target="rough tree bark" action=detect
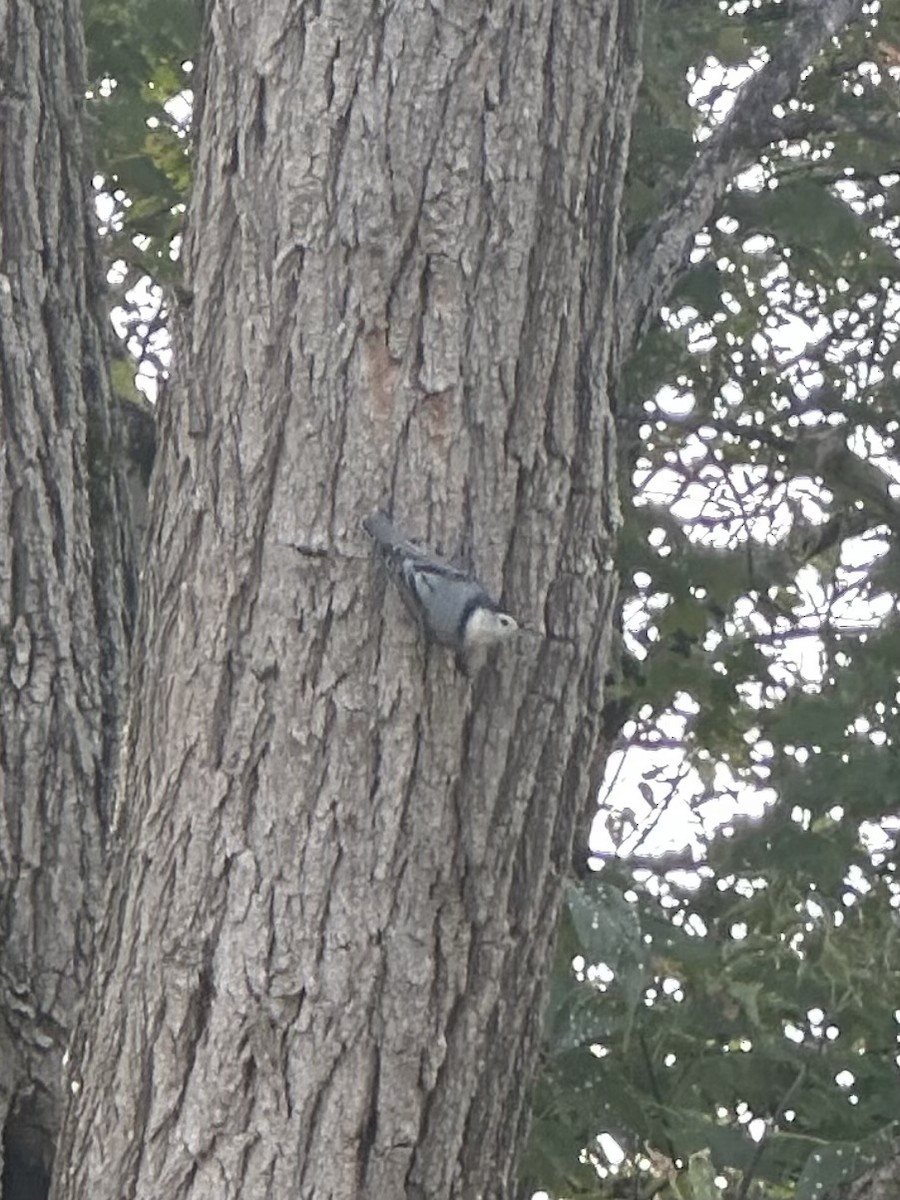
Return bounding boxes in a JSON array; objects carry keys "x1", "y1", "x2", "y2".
[
  {"x1": 50, "y1": 1, "x2": 640, "y2": 1197},
  {"x1": 0, "y1": 0, "x2": 132, "y2": 1192}
]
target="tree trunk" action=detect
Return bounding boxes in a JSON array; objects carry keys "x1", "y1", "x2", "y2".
[
  {"x1": 841, "y1": 1154, "x2": 900, "y2": 1200},
  {"x1": 0, "y1": 0, "x2": 132, "y2": 1191},
  {"x1": 52, "y1": 1, "x2": 641, "y2": 1197}
]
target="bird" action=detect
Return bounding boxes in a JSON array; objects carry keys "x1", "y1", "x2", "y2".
[{"x1": 362, "y1": 510, "x2": 518, "y2": 673}]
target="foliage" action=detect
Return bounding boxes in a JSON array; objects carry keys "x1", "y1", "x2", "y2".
[
  {"x1": 85, "y1": 0, "x2": 198, "y2": 386},
  {"x1": 525, "y1": 1, "x2": 900, "y2": 1197}
]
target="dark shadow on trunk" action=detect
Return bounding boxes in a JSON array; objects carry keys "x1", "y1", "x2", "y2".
[{"x1": 3, "y1": 1095, "x2": 52, "y2": 1200}]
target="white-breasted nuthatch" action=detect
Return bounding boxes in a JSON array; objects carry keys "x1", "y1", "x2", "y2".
[{"x1": 363, "y1": 511, "x2": 518, "y2": 673}]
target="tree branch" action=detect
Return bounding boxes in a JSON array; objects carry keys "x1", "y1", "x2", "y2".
[
  {"x1": 620, "y1": 0, "x2": 867, "y2": 361},
  {"x1": 791, "y1": 426, "x2": 900, "y2": 536}
]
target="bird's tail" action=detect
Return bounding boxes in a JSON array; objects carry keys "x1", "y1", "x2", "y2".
[
  {"x1": 362, "y1": 510, "x2": 400, "y2": 550},
  {"x1": 362, "y1": 511, "x2": 421, "y2": 580}
]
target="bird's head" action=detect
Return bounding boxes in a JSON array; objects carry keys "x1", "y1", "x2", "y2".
[{"x1": 465, "y1": 605, "x2": 519, "y2": 647}]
